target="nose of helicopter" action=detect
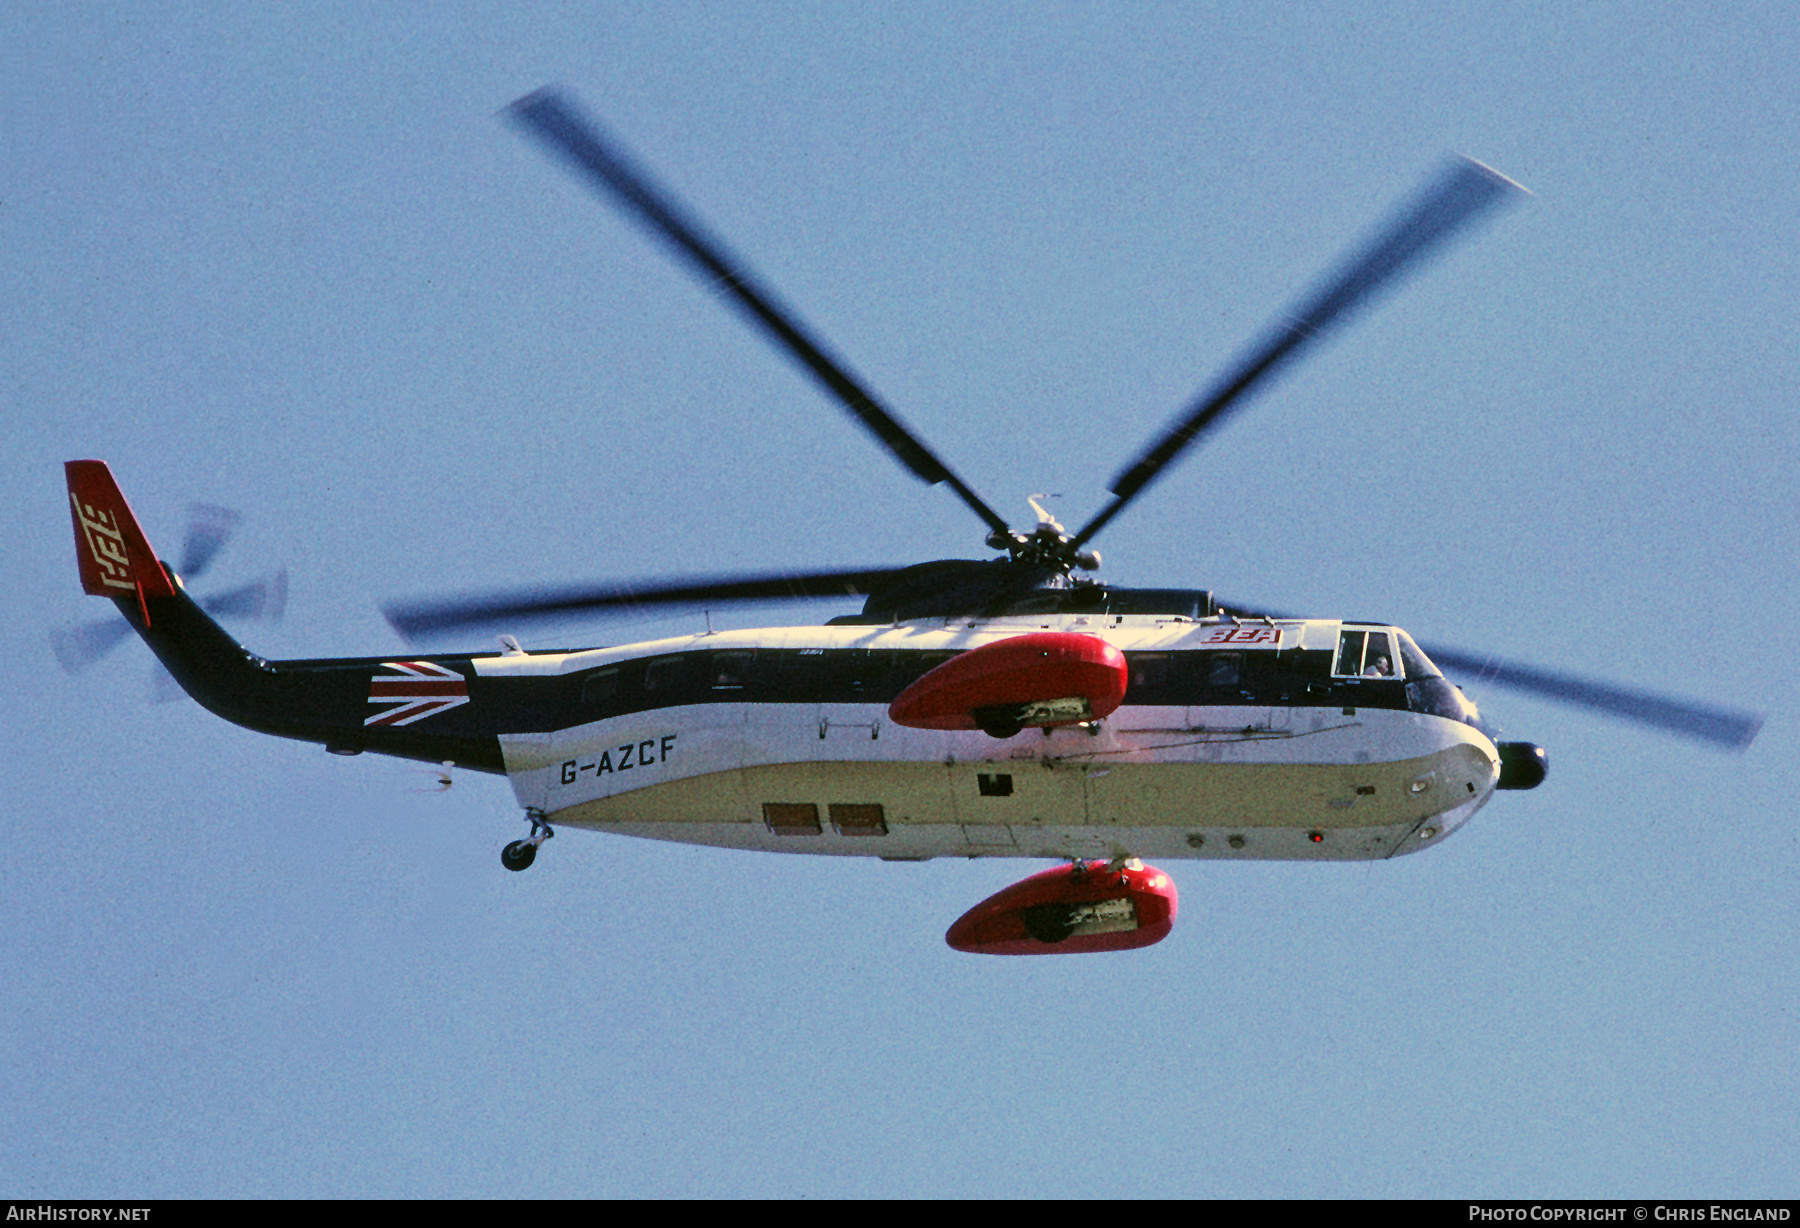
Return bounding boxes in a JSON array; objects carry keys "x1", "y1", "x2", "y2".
[{"x1": 1497, "y1": 741, "x2": 1549, "y2": 790}]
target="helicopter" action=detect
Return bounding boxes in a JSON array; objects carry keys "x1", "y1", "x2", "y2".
[{"x1": 64, "y1": 87, "x2": 1763, "y2": 955}]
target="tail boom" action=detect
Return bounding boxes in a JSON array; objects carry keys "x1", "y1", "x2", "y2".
[{"x1": 63, "y1": 460, "x2": 507, "y2": 773}]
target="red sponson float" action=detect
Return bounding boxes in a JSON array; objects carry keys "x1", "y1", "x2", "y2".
[
  {"x1": 887, "y1": 631, "x2": 1128, "y2": 734},
  {"x1": 945, "y1": 860, "x2": 1179, "y2": 955}
]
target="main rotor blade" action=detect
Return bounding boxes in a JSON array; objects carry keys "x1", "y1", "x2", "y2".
[
  {"x1": 508, "y1": 88, "x2": 1010, "y2": 537},
  {"x1": 385, "y1": 566, "x2": 909, "y2": 641},
  {"x1": 1215, "y1": 597, "x2": 1761, "y2": 750},
  {"x1": 1073, "y1": 158, "x2": 1527, "y2": 549},
  {"x1": 1418, "y1": 644, "x2": 1764, "y2": 751}
]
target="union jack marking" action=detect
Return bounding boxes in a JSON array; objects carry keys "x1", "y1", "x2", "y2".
[{"x1": 366, "y1": 660, "x2": 471, "y2": 727}]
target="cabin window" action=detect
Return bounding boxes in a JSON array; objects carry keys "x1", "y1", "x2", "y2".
[
  {"x1": 644, "y1": 655, "x2": 692, "y2": 694},
  {"x1": 709, "y1": 650, "x2": 754, "y2": 689},
  {"x1": 581, "y1": 667, "x2": 622, "y2": 706},
  {"x1": 808, "y1": 648, "x2": 895, "y2": 700},
  {"x1": 828, "y1": 804, "x2": 887, "y2": 836},
  {"x1": 903, "y1": 651, "x2": 960, "y2": 683},
  {"x1": 1129, "y1": 653, "x2": 1171, "y2": 692},
  {"x1": 1206, "y1": 652, "x2": 1242, "y2": 687},
  {"x1": 846, "y1": 650, "x2": 891, "y2": 694},
  {"x1": 763, "y1": 803, "x2": 821, "y2": 835}
]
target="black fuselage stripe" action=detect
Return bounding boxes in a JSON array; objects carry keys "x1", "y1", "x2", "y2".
[{"x1": 127, "y1": 591, "x2": 1473, "y2": 771}]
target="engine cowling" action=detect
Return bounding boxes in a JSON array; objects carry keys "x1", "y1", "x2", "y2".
[
  {"x1": 887, "y1": 631, "x2": 1129, "y2": 738},
  {"x1": 945, "y1": 860, "x2": 1179, "y2": 955}
]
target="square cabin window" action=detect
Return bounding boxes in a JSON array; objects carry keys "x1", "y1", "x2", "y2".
[
  {"x1": 762, "y1": 803, "x2": 821, "y2": 836},
  {"x1": 1129, "y1": 653, "x2": 1171, "y2": 691},
  {"x1": 644, "y1": 656, "x2": 691, "y2": 693},
  {"x1": 710, "y1": 650, "x2": 754, "y2": 689},
  {"x1": 581, "y1": 668, "x2": 621, "y2": 706}
]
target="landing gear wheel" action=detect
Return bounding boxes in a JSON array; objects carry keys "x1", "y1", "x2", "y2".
[
  {"x1": 501, "y1": 809, "x2": 554, "y2": 872},
  {"x1": 972, "y1": 704, "x2": 1027, "y2": 740}
]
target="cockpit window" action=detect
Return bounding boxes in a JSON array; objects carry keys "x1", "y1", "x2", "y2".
[
  {"x1": 1363, "y1": 632, "x2": 1395, "y2": 677},
  {"x1": 1334, "y1": 629, "x2": 1397, "y2": 678},
  {"x1": 1395, "y1": 630, "x2": 1440, "y2": 680}
]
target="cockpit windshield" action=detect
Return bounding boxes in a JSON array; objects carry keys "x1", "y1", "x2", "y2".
[
  {"x1": 1332, "y1": 626, "x2": 1443, "y2": 680},
  {"x1": 1394, "y1": 629, "x2": 1441, "y2": 680}
]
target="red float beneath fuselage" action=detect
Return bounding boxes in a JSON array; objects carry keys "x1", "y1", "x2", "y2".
[
  {"x1": 945, "y1": 859, "x2": 1180, "y2": 955},
  {"x1": 886, "y1": 631, "x2": 1129, "y2": 733}
]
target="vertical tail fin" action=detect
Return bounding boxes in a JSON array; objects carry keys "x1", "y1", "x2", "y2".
[{"x1": 65, "y1": 460, "x2": 179, "y2": 622}]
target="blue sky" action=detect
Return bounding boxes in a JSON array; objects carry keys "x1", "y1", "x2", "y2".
[{"x1": 3, "y1": 3, "x2": 1794, "y2": 1197}]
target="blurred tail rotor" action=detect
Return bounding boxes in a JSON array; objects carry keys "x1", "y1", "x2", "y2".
[{"x1": 52, "y1": 500, "x2": 288, "y2": 699}]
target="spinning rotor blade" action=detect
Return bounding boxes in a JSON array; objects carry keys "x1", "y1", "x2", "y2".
[
  {"x1": 55, "y1": 501, "x2": 280, "y2": 677},
  {"x1": 178, "y1": 503, "x2": 240, "y2": 580},
  {"x1": 1416, "y1": 645, "x2": 1764, "y2": 751},
  {"x1": 1216, "y1": 598, "x2": 1761, "y2": 750},
  {"x1": 509, "y1": 88, "x2": 1011, "y2": 537},
  {"x1": 1073, "y1": 158, "x2": 1526, "y2": 549},
  {"x1": 149, "y1": 663, "x2": 187, "y2": 705},
  {"x1": 199, "y1": 570, "x2": 288, "y2": 622},
  {"x1": 385, "y1": 566, "x2": 910, "y2": 641},
  {"x1": 50, "y1": 618, "x2": 133, "y2": 674}
]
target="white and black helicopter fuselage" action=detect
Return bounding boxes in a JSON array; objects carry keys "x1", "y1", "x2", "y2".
[
  {"x1": 483, "y1": 612, "x2": 1514, "y2": 865},
  {"x1": 73, "y1": 490, "x2": 1533, "y2": 880}
]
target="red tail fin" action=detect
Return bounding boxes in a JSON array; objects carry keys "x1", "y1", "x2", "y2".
[{"x1": 65, "y1": 461, "x2": 178, "y2": 622}]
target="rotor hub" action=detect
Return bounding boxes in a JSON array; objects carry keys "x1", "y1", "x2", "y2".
[{"x1": 986, "y1": 498, "x2": 1103, "y2": 573}]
